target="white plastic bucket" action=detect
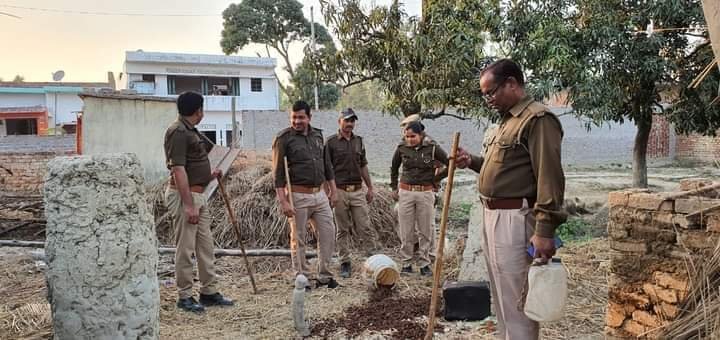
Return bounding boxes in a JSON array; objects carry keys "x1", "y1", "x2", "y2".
[
  {"x1": 363, "y1": 254, "x2": 400, "y2": 288},
  {"x1": 523, "y1": 259, "x2": 568, "y2": 322}
]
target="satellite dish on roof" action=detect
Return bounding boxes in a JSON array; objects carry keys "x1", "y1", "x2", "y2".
[{"x1": 52, "y1": 70, "x2": 65, "y2": 82}]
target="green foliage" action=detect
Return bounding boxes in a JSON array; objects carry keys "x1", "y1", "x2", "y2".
[
  {"x1": 556, "y1": 218, "x2": 593, "y2": 242},
  {"x1": 320, "y1": 0, "x2": 493, "y2": 117},
  {"x1": 12, "y1": 75, "x2": 23, "y2": 83},
  {"x1": 479, "y1": 0, "x2": 717, "y2": 187},
  {"x1": 289, "y1": 57, "x2": 341, "y2": 109},
  {"x1": 221, "y1": 0, "x2": 336, "y2": 98}
]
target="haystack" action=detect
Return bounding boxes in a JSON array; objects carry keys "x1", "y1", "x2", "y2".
[{"x1": 148, "y1": 158, "x2": 400, "y2": 250}]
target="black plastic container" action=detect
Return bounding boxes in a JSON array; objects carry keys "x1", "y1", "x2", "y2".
[{"x1": 442, "y1": 280, "x2": 492, "y2": 321}]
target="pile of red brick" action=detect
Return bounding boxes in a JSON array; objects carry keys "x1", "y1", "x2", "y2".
[{"x1": 605, "y1": 179, "x2": 720, "y2": 338}]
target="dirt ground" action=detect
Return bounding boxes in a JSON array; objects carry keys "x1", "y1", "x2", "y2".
[{"x1": 0, "y1": 163, "x2": 717, "y2": 339}]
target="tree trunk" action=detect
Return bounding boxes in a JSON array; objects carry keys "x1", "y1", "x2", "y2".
[{"x1": 632, "y1": 117, "x2": 652, "y2": 188}]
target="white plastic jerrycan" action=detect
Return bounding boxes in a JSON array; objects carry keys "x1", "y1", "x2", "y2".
[{"x1": 523, "y1": 258, "x2": 568, "y2": 322}]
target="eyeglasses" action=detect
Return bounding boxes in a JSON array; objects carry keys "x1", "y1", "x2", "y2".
[{"x1": 482, "y1": 77, "x2": 508, "y2": 101}]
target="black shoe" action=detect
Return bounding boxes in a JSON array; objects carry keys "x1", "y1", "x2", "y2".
[
  {"x1": 177, "y1": 297, "x2": 205, "y2": 313},
  {"x1": 199, "y1": 293, "x2": 234, "y2": 307},
  {"x1": 401, "y1": 265, "x2": 413, "y2": 274},
  {"x1": 315, "y1": 278, "x2": 340, "y2": 289},
  {"x1": 340, "y1": 262, "x2": 351, "y2": 278},
  {"x1": 420, "y1": 265, "x2": 433, "y2": 276}
]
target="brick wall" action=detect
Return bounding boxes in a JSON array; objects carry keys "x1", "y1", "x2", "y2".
[
  {"x1": 606, "y1": 179, "x2": 720, "y2": 338},
  {"x1": 676, "y1": 134, "x2": 720, "y2": 163},
  {"x1": 647, "y1": 116, "x2": 670, "y2": 158},
  {"x1": 0, "y1": 151, "x2": 75, "y2": 193}
]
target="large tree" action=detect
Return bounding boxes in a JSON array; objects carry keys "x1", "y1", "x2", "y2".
[
  {"x1": 321, "y1": 0, "x2": 492, "y2": 117},
  {"x1": 221, "y1": 0, "x2": 335, "y2": 99},
  {"x1": 482, "y1": 0, "x2": 718, "y2": 187}
]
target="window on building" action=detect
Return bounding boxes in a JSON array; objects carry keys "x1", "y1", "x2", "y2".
[
  {"x1": 251, "y1": 78, "x2": 263, "y2": 92},
  {"x1": 225, "y1": 130, "x2": 242, "y2": 147},
  {"x1": 173, "y1": 76, "x2": 203, "y2": 94},
  {"x1": 142, "y1": 74, "x2": 156, "y2": 82},
  {"x1": 207, "y1": 77, "x2": 233, "y2": 96},
  {"x1": 201, "y1": 130, "x2": 217, "y2": 144},
  {"x1": 6, "y1": 119, "x2": 37, "y2": 135}
]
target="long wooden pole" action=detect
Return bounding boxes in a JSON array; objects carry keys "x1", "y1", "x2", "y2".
[
  {"x1": 283, "y1": 156, "x2": 300, "y2": 270},
  {"x1": 0, "y1": 240, "x2": 317, "y2": 257},
  {"x1": 217, "y1": 179, "x2": 258, "y2": 294},
  {"x1": 425, "y1": 132, "x2": 460, "y2": 340}
]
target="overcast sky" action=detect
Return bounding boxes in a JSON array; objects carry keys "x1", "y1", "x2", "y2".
[{"x1": 0, "y1": 0, "x2": 421, "y2": 82}]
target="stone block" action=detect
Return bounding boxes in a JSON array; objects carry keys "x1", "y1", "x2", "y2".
[
  {"x1": 653, "y1": 271, "x2": 688, "y2": 291},
  {"x1": 643, "y1": 283, "x2": 678, "y2": 304},
  {"x1": 607, "y1": 221, "x2": 629, "y2": 240},
  {"x1": 610, "y1": 240, "x2": 648, "y2": 254},
  {"x1": 678, "y1": 231, "x2": 720, "y2": 250},
  {"x1": 44, "y1": 154, "x2": 159, "y2": 340},
  {"x1": 708, "y1": 215, "x2": 720, "y2": 233},
  {"x1": 675, "y1": 198, "x2": 720, "y2": 214},
  {"x1": 609, "y1": 191, "x2": 630, "y2": 207},
  {"x1": 630, "y1": 225, "x2": 676, "y2": 243},
  {"x1": 606, "y1": 302, "x2": 627, "y2": 328},
  {"x1": 628, "y1": 193, "x2": 674, "y2": 211},
  {"x1": 622, "y1": 319, "x2": 647, "y2": 337},
  {"x1": 632, "y1": 310, "x2": 661, "y2": 328},
  {"x1": 653, "y1": 302, "x2": 679, "y2": 319}
]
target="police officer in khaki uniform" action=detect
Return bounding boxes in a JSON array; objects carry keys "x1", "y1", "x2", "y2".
[
  {"x1": 273, "y1": 100, "x2": 338, "y2": 288},
  {"x1": 325, "y1": 108, "x2": 381, "y2": 278},
  {"x1": 163, "y1": 91, "x2": 233, "y2": 313},
  {"x1": 390, "y1": 121, "x2": 449, "y2": 276},
  {"x1": 457, "y1": 59, "x2": 567, "y2": 340}
]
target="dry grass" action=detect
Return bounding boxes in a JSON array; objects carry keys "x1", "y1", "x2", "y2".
[
  {"x1": 542, "y1": 238, "x2": 610, "y2": 340},
  {"x1": 147, "y1": 155, "x2": 399, "y2": 250},
  {"x1": 0, "y1": 237, "x2": 610, "y2": 339}
]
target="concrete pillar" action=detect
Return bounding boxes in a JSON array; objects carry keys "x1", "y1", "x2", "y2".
[{"x1": 44, "y1": 153, "x2": 159, "y2": 340}]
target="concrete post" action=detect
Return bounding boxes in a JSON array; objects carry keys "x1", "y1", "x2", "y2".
[{"x1": 44, "y1": 153, "x2": 159, "y2": 340}]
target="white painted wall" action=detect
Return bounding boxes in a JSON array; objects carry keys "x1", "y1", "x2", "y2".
[
  {"x1": 197, "y1": 111, "x2": 242, "y2": 147},
  {"x1": 0, "y1": 93, "x2": 45, "y2": 107},
  {"x1": 81, "y1": 95, "x2": 177, "y2": 183},
  {"x1": 155, "y1": 75, "x2": 168, "y2": 95},
  {"x1": 238, "y1": 78, "x2": 278, "y2": 110},
  {"x1": 44, "y1": 93, "x2": 84, "y2": 125}
]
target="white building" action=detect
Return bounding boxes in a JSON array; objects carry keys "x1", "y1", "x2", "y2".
[
  {"x1": 121, "y1": 50, "x2": 280, "y2": 146},
  {"x1": 0, "y1": 81, "x2": 110, "y2": 136}
]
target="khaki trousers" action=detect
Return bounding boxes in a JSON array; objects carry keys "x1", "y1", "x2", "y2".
[
  {"x1": 165, "y1": 188, "x2": 218, "y2": 299},
  {"x1": 481, "y1": 199, "x2": 538, "y2": 340},
  {"x1": 334, "y1": 188, "x2": 381, "y2": 263},
  {"x1": 397, "y1": 189, "x2": 435, "y2": 268},
  {"x1": 291, "y1": 191, "x2": 336, "y2": 281}
]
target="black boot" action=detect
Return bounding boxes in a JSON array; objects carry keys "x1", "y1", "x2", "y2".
[
  {"x1": 199, "y1": 292, "x2": 234, "y2": 307},
  {"x1": 340, "y1": 262, "x2": 351, "y2": 278},
  {"x1": 177, "y1": 297, "x2": 205, "y2": 313},
  {"x1": 420, "y1": 265, "x2": 433, "y2": 277}
]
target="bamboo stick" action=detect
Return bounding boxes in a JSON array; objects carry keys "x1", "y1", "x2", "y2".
[
  {"x1": 284, "y1": 156, "x2": 300, "y2": 272},
  {"x1": 0, "y1": 239, "x2": 317, "y2": 257},
  {"x1": 218, "y1": 178, "x2": 258, "y2": 294},
  {"x1": 425, "y1": 132, "x2": 460, "y2": 340}
]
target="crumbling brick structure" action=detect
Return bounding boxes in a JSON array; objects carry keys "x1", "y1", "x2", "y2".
[{"x1": 606, "y1": 179, "x2": 720, "y2": 338}]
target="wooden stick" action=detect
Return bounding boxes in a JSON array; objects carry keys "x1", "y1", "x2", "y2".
[
  {"x1": 663, "y1": 182, "x2": 720, "y2": 200},
  {"x1": 0, "y1": 239, "x2": 317, "y2": 257},
  {"x1": 217, "y1": 178, "x2": 258, "y2": 294},
  {"x1": 283, "y1": 157, "x2": 300, "y2": 270},
  {"x1": 425, "y1": 132, "x2": 460, "y2": 340}
]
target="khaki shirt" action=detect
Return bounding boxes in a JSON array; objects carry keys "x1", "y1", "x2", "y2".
[
  {"x1": 272, "y1": 126, "x2": 335, "y2": 188},
  {"x1": 469, "y1": 96, "x2": 567, "y2": 238},
  {"x1": 325, "y1": 132, "x2": 368, "y2": 186},
  {"x1": 163, "y1": 117, "x2": 213, "y2": 187},
  {"x1": 390, "y1": 138, "x2": 449, "y2": 191}
]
